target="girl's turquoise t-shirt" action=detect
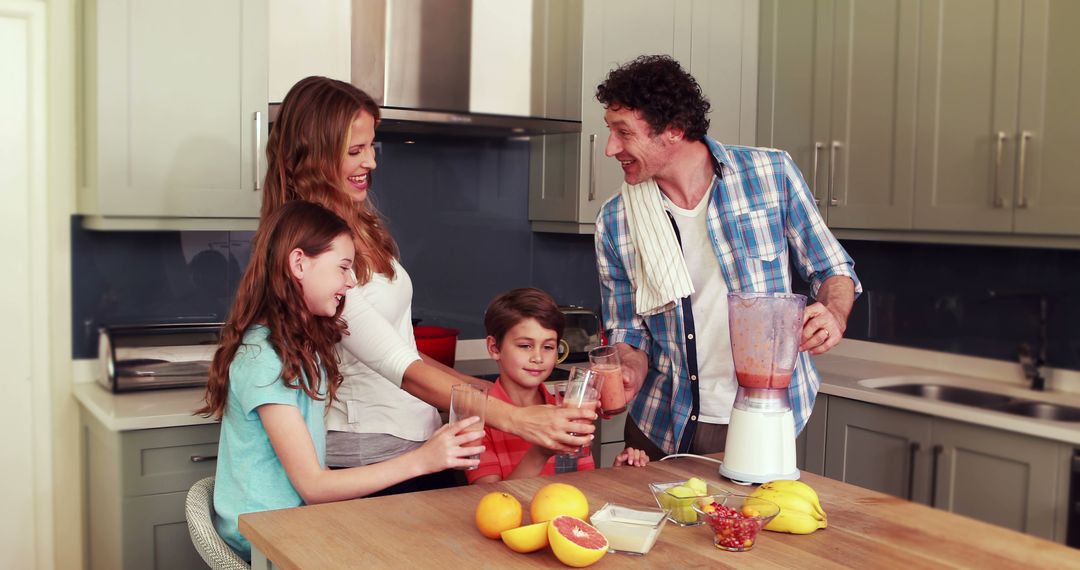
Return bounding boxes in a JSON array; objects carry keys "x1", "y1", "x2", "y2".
[{"x1": 211, "y1": 325, "x2": 326, "y2": 561}]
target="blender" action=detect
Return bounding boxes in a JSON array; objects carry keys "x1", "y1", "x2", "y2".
[{"x1": 719, "y1": 292, "x2": 807, "y2": 484}]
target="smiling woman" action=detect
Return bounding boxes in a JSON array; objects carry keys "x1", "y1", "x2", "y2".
[{"x1": 257, "y1": 76, "x2": 596, "y2": 497}]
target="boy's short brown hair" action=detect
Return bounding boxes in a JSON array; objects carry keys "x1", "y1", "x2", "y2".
[{"x1": 484, "y1": 288, "x2": 565, "y2": 346}]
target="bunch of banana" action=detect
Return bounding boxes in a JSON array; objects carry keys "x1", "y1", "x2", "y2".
[{"x1": 750, "y1": 480, "x2": 827, "y2": 535}]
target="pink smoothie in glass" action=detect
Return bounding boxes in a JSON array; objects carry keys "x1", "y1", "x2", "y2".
[{"x1": 593, "y1": 364, "x2": 627, "y2": 416}]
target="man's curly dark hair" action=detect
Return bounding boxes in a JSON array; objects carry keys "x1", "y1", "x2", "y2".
[{"x1": 596, "y1": 55, "x2": 711, "y2": 141}]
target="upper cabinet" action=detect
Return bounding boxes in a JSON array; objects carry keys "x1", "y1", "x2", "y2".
[
  {"x1": 761, "y1": 0, "x2": 1080, "y2": 241},
  {"x1": 758, "y1": 0, "x2": 919, "y2": 230},
  {"x1": 80, "y1": 0, "x2": 268, "y2": 228},
  {"x1": 914, "y1": 0, "x2": 1080, "y2": 236},
  {"x1": 529, "y1": 0, "x2": 759, "y2": 232}
]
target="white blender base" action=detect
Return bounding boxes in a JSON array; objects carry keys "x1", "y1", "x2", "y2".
[{"x1": 719, "y1": 407, "x2": 799, "y2": 484}]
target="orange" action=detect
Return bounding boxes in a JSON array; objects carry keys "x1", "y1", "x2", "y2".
[
  {"x1": 475, "y1": 491, "x2": 523, "y2": 539},
  {"x1": 500, "y1": 521, "x2": 549, "y2": 553},
  {"x1": 529, "y1": 483, "x2": 589, "y2": 523},
  {"x1": 548, "y1": 515, "x2": 608, "y2": 567}
]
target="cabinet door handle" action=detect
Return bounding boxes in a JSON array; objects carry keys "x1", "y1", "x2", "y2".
[
  {"x1": 811, "y1": 141, "x2": 824, "y2": 206},
  {"x1": 190, "y1": 455, "x2": 218, "y2": 463},
  {"x1": 929, "y1": 444, "x2": 943, "y2": 507},
  {"x1": 828, "y1": 141, "x2": 842, "y2": 206},
  {"x1": 253, "y1": 111, "x2": 264, "y2": 191},
  {"x1": 588, "y1": 134, "x2": 597, "y2": 201},
  {"x1": 1015, "y1": 131, "x2": 1033, "y2": 208},
  {"x1": 906, "y1": 441, "x2": 921, "y2": 501},
  {"x1": 993, "y1": 131, "x2": 1007, "y2": 208}
]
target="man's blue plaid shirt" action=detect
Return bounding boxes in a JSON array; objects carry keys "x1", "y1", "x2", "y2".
[{"x1": 594, "y1": 138, "x2": 862, "y2": 454}]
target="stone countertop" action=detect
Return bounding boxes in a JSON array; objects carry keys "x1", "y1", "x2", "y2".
[
  {"x1": 73, "y1": 341, "x2": 1080, "y2": 444},
  {"x1": 73, "y1": 381, "x2": 215, "y2": 431}
]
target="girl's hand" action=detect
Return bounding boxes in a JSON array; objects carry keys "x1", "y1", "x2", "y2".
[
  {"x1": 416, "y1": 416, "x2": 486, "y2": 473},
  {"x1": 613, "y1": 447, "x2": 650, "y2": 467},
  {"x1": 510, "y1": 405, "x2": 595, "y2": 454}
]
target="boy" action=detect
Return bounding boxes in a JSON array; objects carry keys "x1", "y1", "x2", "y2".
[{"x1": 467, "y1": 288, "x2": 649, "y2": 484}]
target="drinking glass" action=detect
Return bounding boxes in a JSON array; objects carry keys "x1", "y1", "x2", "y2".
[
  {"x1": 554, "y1": 367, "x2": 601, "y2": 459},
  {"x1": 449, "y1": 383, "x2": 490, "y2": 470},
  {"x1": 589, "y1": 345, "x2": 627, "y2": 417}
]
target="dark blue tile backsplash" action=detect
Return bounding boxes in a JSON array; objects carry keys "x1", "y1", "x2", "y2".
[
  {"x1": 71, "y1": 134, "x2": 1080, "y2": 373},
  {"x1": 814, "y1": 241, "x2": 1080, "y2": 372}
]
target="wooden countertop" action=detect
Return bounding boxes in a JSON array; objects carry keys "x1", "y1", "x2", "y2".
[{"x1": 239, "y1": 454, "x2": 1079, "y2": 568}]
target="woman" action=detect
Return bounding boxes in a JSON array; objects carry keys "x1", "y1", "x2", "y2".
[{"x1": 261, "y1": 76, "x2": 593, "y2": 491}]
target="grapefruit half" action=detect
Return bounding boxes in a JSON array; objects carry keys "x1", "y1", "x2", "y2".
[{"x1": 547, "y1": 515, "x2": 608, "y2": 567}]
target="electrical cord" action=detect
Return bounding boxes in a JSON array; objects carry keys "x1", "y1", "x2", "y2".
[
  {"x1": 659, "y1": 453, "x2": 723, "y2": 465},
  {"x1": 658, "y1": 453, "x2": 755, "y2": 485}
]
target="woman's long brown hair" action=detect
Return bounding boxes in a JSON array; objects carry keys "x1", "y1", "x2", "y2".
[
  {"x1": 197, "y1": 201, "x2": 352, "y2": 419},
  {"x1": 262, "y1": 75, "x2": 397, "y2": 284}
]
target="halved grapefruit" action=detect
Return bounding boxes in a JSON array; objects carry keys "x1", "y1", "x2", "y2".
[
  {"x1": 547, "y1": 515, "x2": 608, "y2": 567},
  {"x1": 500, "y1": 521, "x2": 549, "y2": 553}
]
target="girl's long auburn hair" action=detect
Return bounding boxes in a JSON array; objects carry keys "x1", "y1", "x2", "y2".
[
  {"x1": 197, "y1": 201, "x2": 352, "y2": 419},
  {"x1": 262, "y1": 75, "x2": 397, "y2": 284}
]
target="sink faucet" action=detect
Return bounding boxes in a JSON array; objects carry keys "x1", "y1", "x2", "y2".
[{"x1": 986, "y1": 290, "x2": 1048, "y2": 391}]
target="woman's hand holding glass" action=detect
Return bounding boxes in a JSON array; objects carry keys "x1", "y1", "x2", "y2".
[{"x1": 508, "y1": 402, "x2": 596, "y2": 454}]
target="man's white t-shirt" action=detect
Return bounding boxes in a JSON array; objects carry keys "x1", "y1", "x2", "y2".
[{"x1": 664, "y1": 183, "x2": 737, "y2": 424}]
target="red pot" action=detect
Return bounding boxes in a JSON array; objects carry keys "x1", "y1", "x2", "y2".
[{"x1": 413, "y1": 325, "x2": 460, "y2": 368}]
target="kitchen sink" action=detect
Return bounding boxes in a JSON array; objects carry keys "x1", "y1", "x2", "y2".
[
  {"x1": 994, "y1": 401, "x2": 1080, "y2": 422},
  {"x1": 870, "y1": 381, "x2": 1080, "y2": 422},
  {"x1": 876, "y1": 384, "x2": 1013, "y2": 408}
]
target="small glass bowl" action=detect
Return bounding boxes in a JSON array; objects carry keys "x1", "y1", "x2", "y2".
[
  {"x1": 589, "y1": 503, "x2": 669, "y2": 555},
  {"x1": 692, "y1": 494, "x2": 780, "y2": 552},
  {"x1": 648, "y1": 480, "x2": 728, "y2": 527}
]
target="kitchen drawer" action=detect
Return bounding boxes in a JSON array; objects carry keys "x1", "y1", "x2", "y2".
[{"x1": 120, "y1": 423, "x2": 220, "y2": 497}]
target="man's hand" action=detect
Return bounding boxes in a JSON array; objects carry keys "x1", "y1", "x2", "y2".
[
  {"x1": 615, "y1": 342, "x2": 648, "y2": 403},
  {"x1": 799, "y1": 276, "x2": 856, "y2": 355}
]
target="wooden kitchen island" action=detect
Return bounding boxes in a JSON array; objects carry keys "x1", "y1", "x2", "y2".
[{"x1": 240, "y1": 454, "x2": 1079, "y2": 568}]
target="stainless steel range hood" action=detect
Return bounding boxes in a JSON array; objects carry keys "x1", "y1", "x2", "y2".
[{"x1": 350, "y1": 0, "x2": 582, "y2": 137}]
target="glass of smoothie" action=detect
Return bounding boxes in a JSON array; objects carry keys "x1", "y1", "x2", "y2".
[
  {"x1": 554, "y1": 367, "x2": 601, "y2": 459},
  {"x1": 589, "y1": 345, "x2": 626, "y2": 417}
]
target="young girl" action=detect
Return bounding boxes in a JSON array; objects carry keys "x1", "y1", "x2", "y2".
[
  {"x1": 468, "y1": 288, "x2": 649, "y2": 484},
  {"x1": 261, "y1": 76, "x2": 595, "y2": 488},
  {"x1": 197, "y1": 201, "x2": 484, "y2": 561}
]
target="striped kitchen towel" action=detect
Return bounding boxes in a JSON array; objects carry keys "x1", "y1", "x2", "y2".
[{"x1": 622, "y1": 179, "x2": 695, "y2": 316}]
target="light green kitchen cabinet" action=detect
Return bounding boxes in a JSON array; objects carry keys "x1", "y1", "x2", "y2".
[
  {"x1": 796, "y1": 393, "x2": 829, "y2": 475},
  {"x1": 530, "y1": 0, "x2": 758, "y2": 232},
  {"x1": 913, "y1": 0, "x2": 1080, "y2": 236},
  {"x1": 824, "y1": 396, "x2": 933, "y2": 503},
  {"x1": 80, "y1": 0, "x2": 267, "y2": 226},
  {"x1": 83, "y1": 409, "x2": 219, "y2": 570},
  {"x1": 823, "y1": 396, "x2": 1070, "y2": 542},
  {"x1": 757, "y1": 0, "x2": 918, "y2": 230},
  {"x1": 931, "y1": 418, "x2": 1065, "y2": 539}
]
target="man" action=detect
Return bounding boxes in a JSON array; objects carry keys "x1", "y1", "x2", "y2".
[{"x1": 593, "y1": 55, "x2": 861, "y2": 460}]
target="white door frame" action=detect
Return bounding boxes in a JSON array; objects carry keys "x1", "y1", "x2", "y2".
[{"x1": 0, "y1": 1, "x2": 54, "y2": 568}]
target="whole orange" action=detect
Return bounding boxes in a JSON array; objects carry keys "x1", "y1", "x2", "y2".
[
  {"x1": 475, "y1": 491, "x2": 523, "y2": 539},
  {"x1": 530, "y1": 483, "x2": 589, "y2": 523}
]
